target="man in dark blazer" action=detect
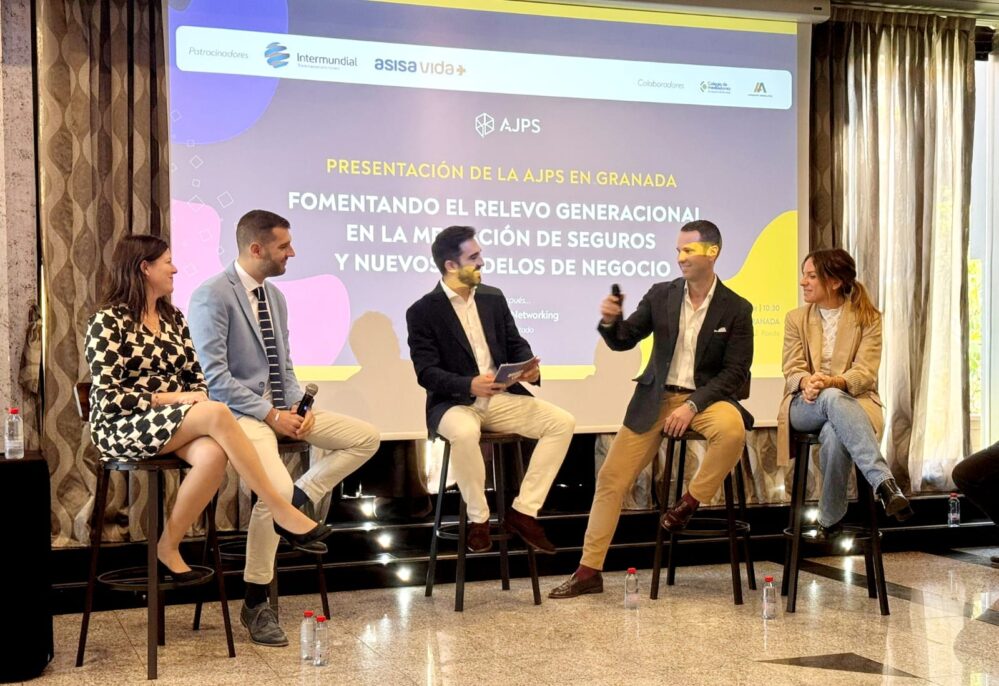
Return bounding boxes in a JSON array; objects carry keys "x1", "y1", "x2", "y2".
[
  {"x1": 407, "y1": 226, "x2": 575, "y2": 554},
  {"x1": 550, "y1": 220, "x2": 754, "y2": 598}
]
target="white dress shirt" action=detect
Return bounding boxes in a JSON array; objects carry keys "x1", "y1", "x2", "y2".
[
  {"x1": 235, "y1": 261, "x2": 273, "y2": 402},
  {"x1": 818, "y1": 305, "x2": 843, "y2": 376},
  {"x1": 441, "y1": 280, "x2": 495, "y2": 410},
  {"x1": 665, "y1": 276, "x2": 718, "y2": 391}
]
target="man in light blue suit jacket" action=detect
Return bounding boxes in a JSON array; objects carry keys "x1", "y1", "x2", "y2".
[{"x1": 188, "y1": 209, "x2": 379, "y2": 647}]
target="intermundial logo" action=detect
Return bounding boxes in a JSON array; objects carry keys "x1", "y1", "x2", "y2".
[
  {"x1": 475, "y1": 113, "x2": 495, "y2": 138},
  {"x1": 264, "y1": 42, "x2": 290, "y2": 69}
]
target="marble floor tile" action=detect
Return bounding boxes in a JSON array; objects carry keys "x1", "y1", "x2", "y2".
[{"x1": 28, "y1": 552, "x2": 999, "y2": 685}]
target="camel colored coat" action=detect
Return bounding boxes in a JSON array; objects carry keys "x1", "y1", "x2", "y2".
[{"x1": 777, "y1": 301, "x2": 884, "y2": 466}]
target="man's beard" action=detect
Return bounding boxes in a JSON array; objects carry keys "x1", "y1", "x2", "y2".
[{"x1": 457, "y1": 265, "x2": 481, "y2": 287}]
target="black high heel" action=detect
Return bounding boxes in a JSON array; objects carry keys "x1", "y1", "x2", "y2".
[
  {"x1": 156, "y1": 560, "x2": 206, "y2": 585},
  {"x1": 273, "y1": 521, "x2": 334, "y2": 554}
]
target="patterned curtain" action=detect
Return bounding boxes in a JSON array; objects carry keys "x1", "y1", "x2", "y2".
[
  {"x1": 810, "y1": 9, "x2": 975, "y2": 492},
  {"x1": 37, "y1": 0, "x2": 171, "y2": 546}
]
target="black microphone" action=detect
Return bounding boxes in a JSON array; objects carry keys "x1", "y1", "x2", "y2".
[
  {"x1": 296, "y1": 383, "x2": 318, "y2": 417},
  {"x1": 610, "y1": 283, "x2": 621, "y2": 299}
]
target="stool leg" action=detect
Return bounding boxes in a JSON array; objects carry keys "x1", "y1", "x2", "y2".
[
  {"x1": 786, "y1": 444, "x2": 809, "y2": 613},
  {"x1": 425, "y1": 443, "x2": 450, "y2": 598},
  {"x1": 650, "y1": 438, "x2": 674, "y2": 600},
  {"x1": 192, "y1": 515, "x2": 209, "y2": 631},
  {"x1": 861, "y1": 467, "x2": 890, "y2": 616},
  {"x1": 493, "y1": 444, "x2": 511, "y2": 591},
  {"x1": 736, "y1": 448, "x2": 756, "y2": 591},
  {"x1": 666, "y1": 441, "x2": 687, "y2": 587},
  {"x1": 512, "y1": 442, "x2": 541, "y2": 605},
  {"x1": 77, "y1": 466, "x2": 110, "y2": 667},
  {"x1": 316, "y1": 554, "x2": 331, "y2": 619},
  {"x1": 147, "y1": 471, "x2": 161, "y2": 680},
  {"x1": 207, "y1": 495, "x2": 235, "y2": 657},
  {"x1": 455, "y1": 499, "x2": 467, "y2": 612},
  {"x1": 724, "y1": 475, "x2": 743, "y2": 605},
  {"x1": 269, "y1": 573, "x2": 279, "y2": 619},
  {"x1": 156, "y1": 471, "x2": 166, "y2": 648}
]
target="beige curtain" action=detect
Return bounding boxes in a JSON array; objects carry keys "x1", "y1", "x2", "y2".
[
  {"x1": 811, "y1": 9, "x2": 974, "y2": 492},
  {"x1": 37, "y1": 0, "x2": 173, "y2": 546}
]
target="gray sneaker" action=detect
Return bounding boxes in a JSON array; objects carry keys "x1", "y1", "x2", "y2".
[{"x1": 240, "y1": 601, "x2": 289, "y2": 647}]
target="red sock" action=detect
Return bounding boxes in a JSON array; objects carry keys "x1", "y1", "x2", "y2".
[
  {"x1": 574, "y1": 564, "x2": 599, "y2": 580},
  {"x1": 681, "y1": 492, "x2": 700, "y2": 509}
]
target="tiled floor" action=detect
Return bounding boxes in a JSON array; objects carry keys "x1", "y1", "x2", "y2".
[{"x1": 28, "y1": 547, "x2": 999, "y2": 685}]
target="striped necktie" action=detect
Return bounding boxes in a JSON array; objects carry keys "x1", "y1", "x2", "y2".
[{"x1": 253, "y1": 286, "x2": 286, "y2": 408}]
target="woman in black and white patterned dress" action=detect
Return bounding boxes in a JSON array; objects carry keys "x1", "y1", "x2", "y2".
[{"x1": 86, "y1": 236, "x2": 332, "y2": 581}]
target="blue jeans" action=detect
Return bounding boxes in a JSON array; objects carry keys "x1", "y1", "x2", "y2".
[{"x1": 790, "y1": 389, "x2": 894, "y2": 527}]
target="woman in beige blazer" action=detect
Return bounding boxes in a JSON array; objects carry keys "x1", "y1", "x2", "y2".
[{"x1": 777, "y1": 249, "x2": 912, "y2": 540}]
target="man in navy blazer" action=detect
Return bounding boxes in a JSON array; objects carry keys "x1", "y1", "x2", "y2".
[
  {"x1": 550, "y1": 220, "x2": 754, "y2": 599},
  {"x1": 188, "y1": 210, "x2": 379, "y2": 647},
  {"x1": 406, "y1": 226, "x2": 575, "y2": 554}
]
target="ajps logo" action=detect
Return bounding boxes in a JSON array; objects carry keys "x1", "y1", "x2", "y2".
[
  {"x1": 475, "y1": 113, "x2": 495, "y2": 138},
  {"x1": 475, "y1": 112, "x2": 541, "y2": 138},
  {"x1": 753, "y1": 82, "x2": 767, "y2": 94},
  {"x1": 264, "y1": 42, "x2": 290, "y2": 69}
]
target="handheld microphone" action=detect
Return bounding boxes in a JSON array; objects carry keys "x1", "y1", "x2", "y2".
[
  {"x1": 296, "y1": 383, "x2": 319, "y2": 417},
  {"x1": 610, "y1": 283, "x2": 621, "y2": 299}
]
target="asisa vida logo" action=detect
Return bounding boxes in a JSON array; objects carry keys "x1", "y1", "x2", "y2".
[{"x1": 374, "y1": 58, "x2": 466, "y2": 76}]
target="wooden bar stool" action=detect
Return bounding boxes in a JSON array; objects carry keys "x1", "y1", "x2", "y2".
[
  {"x1": 425, "y1": 432, "x2": 542, "y2": 611},
  {"x1": 650, "y1": 430, "x2": 756, "y2": 605},
  {"x1": 781, "y1": 431, "x2": 889, "y2": 615},
  {"x1": 73, "y1": 383, "x2": 234, "y2": 680}
]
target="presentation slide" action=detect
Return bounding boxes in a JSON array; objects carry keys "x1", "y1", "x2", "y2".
[{"x1": 167, "y1": 0, "x2": 799, "y2": 437}]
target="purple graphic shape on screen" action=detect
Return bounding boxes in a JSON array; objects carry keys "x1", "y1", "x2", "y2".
[
  {"x1": 168, "y1": 0, "x2": 288, "y2": 144},
  {"x1": 170, "y1": 199, "x2": 351, "y2": 365}
]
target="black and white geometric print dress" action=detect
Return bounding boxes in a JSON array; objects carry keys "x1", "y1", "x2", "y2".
[{"x1": 85, "y1": 304, "x2": 208, "y2": 462}]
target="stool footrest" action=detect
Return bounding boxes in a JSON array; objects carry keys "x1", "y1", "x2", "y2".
[
  {"x1": 670, "y1": 517, "x2": 750, "y2": 537},
  {"x1": 436, "y1": 521, "x2": 513, "y2": 542},
  {"x1": 781, "y1": 524, "x2": 881, "y2": 543},
  {"x1": 97, "y1": 564, "x2": 214, "y2": 592}
]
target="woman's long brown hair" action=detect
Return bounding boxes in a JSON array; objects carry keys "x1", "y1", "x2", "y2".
[
  {"x1": 804, "y1": 248, "x2": 880, "y2": 328},
  {"x1": 100, "y1": 235, "x2": 179, "y2": 326}
]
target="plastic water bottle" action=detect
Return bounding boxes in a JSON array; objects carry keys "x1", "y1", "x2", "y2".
[
  {"x1": 762, "y1": 575, "x2": 777, "y2": 619},
  {"x1": 624, "y1": 567, "x2": 639, "y2": 609},
  {"x1": 300, "y1": 610, "x2": 315, "y2": 662},
  {"x1": 4, "y1": 408, "x2": 24, "y2": 459},
  {"x1": 313, "y1": 615, "x2": 328, "y2": 666},
  {"x1": 948, "y1": 493, "x2": 961, "y2": 527}
]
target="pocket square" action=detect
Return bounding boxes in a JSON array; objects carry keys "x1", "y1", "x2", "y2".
[{"x1": 714, "y1": 327, "x2": 728, "y2": 333}]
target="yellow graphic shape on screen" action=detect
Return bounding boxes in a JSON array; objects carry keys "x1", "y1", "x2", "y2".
[{"x1": 636, "y1": 210, "x2": 799, "y2": 379}]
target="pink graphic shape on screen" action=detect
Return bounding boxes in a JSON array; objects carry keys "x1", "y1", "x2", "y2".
[{"x1": 170, "y1": 199, "x2": 351, "y2": 365}]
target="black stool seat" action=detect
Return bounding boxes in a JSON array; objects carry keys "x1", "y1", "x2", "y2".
[
  {"x1": 781, "y1": 431, "x2": 890, "y2": 615},
  {"x1": 425, "y1": 431, "x2": 542, "y2": 611},
  {"x1": 650, "y1": 430, "x2": 756, "y2": 605},
  {"x1": 74, "y1": 382, "x2": 235, "y2": 680}
]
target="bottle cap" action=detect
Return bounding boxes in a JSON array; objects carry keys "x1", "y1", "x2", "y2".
[
  {"x1": 8, "y1": 408, "x2": 18, "y2": 415},
  {"x1": 764, "y1": 575, "x2": 774, "y2": 583},
  {"x1": 304, "y1": 610, "x2": 314, "y2": 618},
  {"x1": 627, "y1": 567, "x2": 637, "y2": 574},
  {"x1": 316, "y1": 616, "x2": 326, "y2": 623}
]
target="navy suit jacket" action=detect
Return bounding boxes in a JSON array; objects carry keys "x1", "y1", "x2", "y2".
[
  {"x1": 599, "y1": 277, "x2": 754, "y2": 433},
  {"x1": 406, "y1": 283, "x2": 536, "y2": 434}
]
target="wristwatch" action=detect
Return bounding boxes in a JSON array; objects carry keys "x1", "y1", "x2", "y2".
[{"x1": 684, "y1": 399, "x2": 699, "y2": 414}]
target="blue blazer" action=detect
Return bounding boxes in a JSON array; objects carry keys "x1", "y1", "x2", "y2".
[{"x1": 187, "y1": 262, "x2": 304, "y2": 420}]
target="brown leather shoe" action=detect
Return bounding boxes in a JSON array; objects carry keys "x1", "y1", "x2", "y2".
[
  {"x1": 504, "y1": 509, "x2": 556, "y2": 554},
  {"x1": 661, "y1": 498, "x2": 698, "y2": 532},
  {"x1": 548, "y1": 572, "x2": 604, "y2": 599},
  {"x1": 466, "y1": 521, "x2": 492, "y2": 553}
]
